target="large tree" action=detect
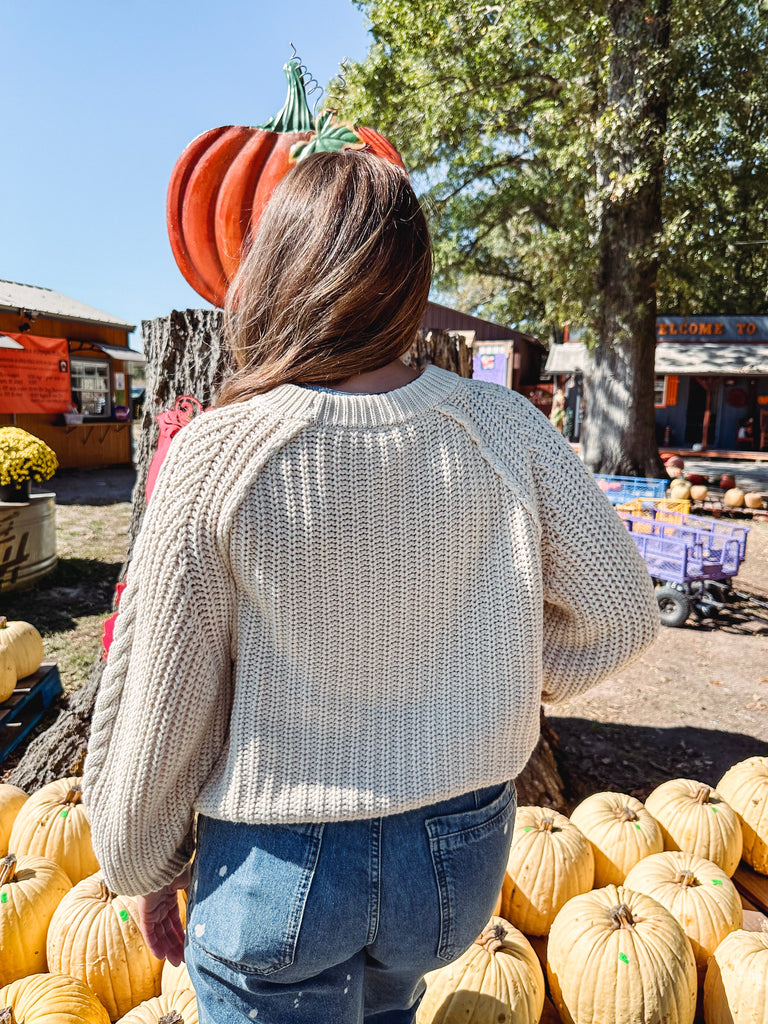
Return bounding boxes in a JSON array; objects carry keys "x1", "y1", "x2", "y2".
[{"x1": 339, "y1": 0, "x2": 768, "y2": 473}]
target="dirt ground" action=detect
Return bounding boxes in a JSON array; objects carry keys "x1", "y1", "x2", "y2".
[
  {"x1": 7, "y1": 464, "x2": 768, "y2": 801},
  {"x1": 549, "y1": 516, "x2": 768, "y2": 808}
]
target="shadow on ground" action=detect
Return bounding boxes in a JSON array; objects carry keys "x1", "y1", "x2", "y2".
[
  {"x1": 551, "y1": 716, "x2": 768, "y2": 809},
  {"x1": 679, "y1": 602, "x2": 768, "y2": 635},
  {"x1": 0, "y1": 557, "x2": 122, "y2": 630},
  {"x1": 33, "y1": 466, "x2": 137, "y2": 506}
]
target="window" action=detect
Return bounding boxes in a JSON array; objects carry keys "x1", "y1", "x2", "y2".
[
  {"x1": 655, "y1": 375, "x2": 679, "y2": 407},
  {"x1": 70, "y1": 358, "x2": 111, "y2": 418}
]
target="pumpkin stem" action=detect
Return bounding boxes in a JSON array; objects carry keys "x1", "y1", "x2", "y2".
[
  {"x1": 675, "y1": 869, "x2": 700, "y2": 887},
  {"x1": 158, "y1": 1014, "x2": 184, "y2": 1024},
  {"x1": 64, "y1": 783, "x2": 83, "y2": 805},
  {"x1": 616, "y1": 806, "x2": 639, "y2": 822},
  {"x1": 695, "y1": 785, "x2": 711, "y2": 804},
  {"x1": 610, "y1": 903, "x2": 636, "y2": 929},
  {"x1": 290, "y1": 111, "x2": 362, "y2": 163},
  {"x1": 98, "y1": 879, "x2": 116, "y2": 902},
  {"x1": 538, "y1": 816, "x2": 556, "y2": 832},
  {"x1": 0, "y1": 617, "x2": 6, "y2": 629},
  {"x1": 0, "y1": 854, "x2": 17, "y2": 887},
  {"x1": 0, "y1": 1008, "x2": 16, "y2": 1023},
  {"x1": 257, "y1": 60, "x2": 314, "y2": 133},
  {"x1": 474, "y1": 921, "x2": 507, "y2": 954}
]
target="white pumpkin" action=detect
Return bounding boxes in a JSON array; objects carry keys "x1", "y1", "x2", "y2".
[
  {"x1": 623, "y1": 850, "x2": 742, "y2": 981},
  {"x1": 717, "y1": 757, "x2": 768, "y2": 874},
  {"x1": 703, "y1": 927, "x2": 768, "y2": 1024},
  {"x1": 644, "y1": 778, "x2": 743, "y2": 876},
  {"x1": 547, "y1": 885, "x2": 697, "y2": 1024},
  {"x1": 417, "y1": 917, "x2": 545, "y2": 1024},
  {"x1": 569, "y1": 791, "x2": 663, "y2": 886},
  {"x1": 501, "y1": 805, "x2": 594, "y2": 936}
]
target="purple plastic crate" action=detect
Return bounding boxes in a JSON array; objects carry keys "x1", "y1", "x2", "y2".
[{"x1": 627, "y1": 505, "x2": 749, "y2": 563}]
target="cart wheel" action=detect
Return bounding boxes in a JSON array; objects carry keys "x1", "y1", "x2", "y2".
[{"x1": 656, "y1": 585, "x2": 690, "y2": 628}]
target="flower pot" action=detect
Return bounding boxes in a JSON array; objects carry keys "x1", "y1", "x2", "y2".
[{"x1": 0, "y1": 479, "x2": 30, "y2": 503}]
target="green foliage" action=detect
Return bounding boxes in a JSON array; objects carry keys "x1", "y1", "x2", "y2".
[{"x1": 336, "y1": 0, "x2": 768, "y2": 337}]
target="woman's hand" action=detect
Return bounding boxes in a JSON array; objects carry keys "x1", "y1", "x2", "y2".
[{"x1": 136, "y1": 863, "x2": 191, "y2": 966}]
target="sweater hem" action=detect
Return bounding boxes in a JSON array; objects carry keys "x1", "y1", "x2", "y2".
[{"x1": 192, "y1": 771, "x2": 530, "y2": 828}]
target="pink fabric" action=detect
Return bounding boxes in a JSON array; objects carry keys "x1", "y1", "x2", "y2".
[
  {"x1": 144, "y1": 396, "x2": 204, "y2": 503},
  {"x1": 102, "y1": 396, "x2": 206, "y2": 658}
]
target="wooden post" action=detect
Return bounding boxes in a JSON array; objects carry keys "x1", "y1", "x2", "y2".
[{"x1": 695, "y1": 376, "x2": 718, "y2": 449}]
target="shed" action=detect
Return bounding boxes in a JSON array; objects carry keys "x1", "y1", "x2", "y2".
[
  {"x1": 543, "y1": 317, "x2": 768, "y2": 452},
  {"x1": 422, "y1": 300, "x2": 546, "y2": 395},
  {"x1": 0, "y1": 280, "x2": 143, "y2": 469}
]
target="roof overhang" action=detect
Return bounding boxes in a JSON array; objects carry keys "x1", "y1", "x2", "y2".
[
  {"x1": 88, "y1": 342, "x2": 146, "y2": 364},
  {"x1": 544, "y1": 341, "x2": 768, "y2": 376}
]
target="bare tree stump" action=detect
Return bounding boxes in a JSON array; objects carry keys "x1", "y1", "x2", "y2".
[
  {"x1": 403, "y1": 328, "x2": 473, "y2": 378},
  {"x1": 127, "y1": 308, "x2": 233, "y2": 561},
  {"x1": 7, "y1": 313, "x2": 565, "y2": 813},
  {"x1": 515, "y1": 712, "x2": 567, "y2": 811}
]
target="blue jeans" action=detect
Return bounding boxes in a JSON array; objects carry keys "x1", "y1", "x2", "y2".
[{"x1": 185, "y1": 781, "x2": 516, "y2": 1023}]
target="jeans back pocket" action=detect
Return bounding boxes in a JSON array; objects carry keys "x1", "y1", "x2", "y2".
[
  {"x1": 425, "y1": 781, "x2": 516, "y2": 962},
  {"x1": 188, "y1": 816, "x2": 324, "y2": 976}
]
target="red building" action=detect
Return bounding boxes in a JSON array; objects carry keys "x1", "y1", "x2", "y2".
[{"x1": 0, "y1": 280, "x2": 144, "y2": 469}]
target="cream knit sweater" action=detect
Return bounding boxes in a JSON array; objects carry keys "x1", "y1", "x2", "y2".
[{"x1": 83, "y1": 365, "x2": 658, "y2": 896}]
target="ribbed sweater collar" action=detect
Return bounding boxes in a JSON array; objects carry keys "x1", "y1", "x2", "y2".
[{"x1": 256, "y1": 364, "x2": 461, "y2": 427}]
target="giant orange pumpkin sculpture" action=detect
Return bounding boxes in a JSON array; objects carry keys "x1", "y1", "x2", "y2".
[{"x1": 167, "y1": 59, "x2": 405, "y2": 308}]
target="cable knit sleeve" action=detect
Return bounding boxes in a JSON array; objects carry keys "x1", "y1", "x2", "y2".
[
  {"x1": 83, "y1": 423, "x2": 236, "y2": 896},
  {"x1": 530, "y1": 421, "x2": 660, "y2": 705}
]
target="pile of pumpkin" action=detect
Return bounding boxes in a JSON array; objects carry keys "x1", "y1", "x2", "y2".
[
  {"x1": 662, "y1": 457, "x2": 765, "y2": 510},
  {"x1": 1, "y1": 759, "x2": 767, "y2": 1024},
  {"x1": 0, "y1": 776, "x2": 196, "y2": 1023},
  {"x1": 417, "y1": 755, "x2": 768, "y2": 1024}
]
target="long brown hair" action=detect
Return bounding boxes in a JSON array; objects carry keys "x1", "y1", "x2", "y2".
[{"x1": 216, "y1": 149, "x2": 432, "y2": 404}]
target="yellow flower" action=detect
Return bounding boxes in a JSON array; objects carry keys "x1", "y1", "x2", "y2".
[{"x1": 0, "y1": 427, "x2": 59, "y2": 486}]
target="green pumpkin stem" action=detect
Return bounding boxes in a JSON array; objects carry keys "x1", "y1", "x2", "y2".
[
  {"x1": 0, "y1": 854, "x2": 17, "y2": 887},
  {"x1": 291, "y1": 111, "x2": 362, "y2": 162},
  {"x1": 258, "y1": 60, "x2": 315, "y2": 133}
]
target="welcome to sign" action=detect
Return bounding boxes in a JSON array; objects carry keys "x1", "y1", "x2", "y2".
[{"x1": 656, "y1": 316, "x2": 768, "y2": 342}]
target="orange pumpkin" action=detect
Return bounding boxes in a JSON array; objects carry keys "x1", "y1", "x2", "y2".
[{"x1": 167, "y1": 60, "x2": 405, "y2": 308}]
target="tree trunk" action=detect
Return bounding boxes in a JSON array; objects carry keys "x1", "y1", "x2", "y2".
[
  {"x1": 8, "y1": 315, "x2": 565, "y2": 810},
  {"x1": 127, "y1": 309, "x2": 234, "y2": 562},
  {"x1": 580, "y1": 0, "x2": 670, "y2": 478}
]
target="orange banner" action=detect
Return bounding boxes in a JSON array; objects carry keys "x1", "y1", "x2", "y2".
[{"x1": 0, "y1": 334, "x2": 72, "y2": 414}]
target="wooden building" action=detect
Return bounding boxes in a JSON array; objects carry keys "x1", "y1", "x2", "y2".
[
  {"x1": 544, "y1": 316, "x2": 768, "y2": 452},
  {"x1": 0, "y1": 280, "x2": 144, "y2": 469},
  {"x1": 423, "y1": 300, "x2": 546, "y2": 399}
]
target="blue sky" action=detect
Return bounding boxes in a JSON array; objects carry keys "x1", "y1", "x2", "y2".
[{"x1": 1, "y1": 1, "x2": 372, "y2": 348}]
